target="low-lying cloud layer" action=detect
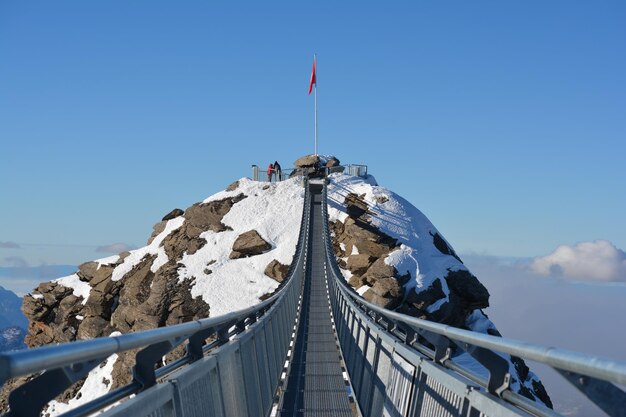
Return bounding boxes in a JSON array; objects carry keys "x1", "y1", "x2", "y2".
[
  {"x1": 95, "y1": 243, "x2": 135, "y2": 253},
  {"x1": 0, "y1": 241, "x2": 20, "y2": 249},
  {"x1": 531, "y1": 240, "x2": 626, "y2": 282},
  {"x1": 463, "y1": 253, "x2": 626, "y2": 417}
]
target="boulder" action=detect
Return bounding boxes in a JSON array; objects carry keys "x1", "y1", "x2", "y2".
[
  {"x1": 230, "y1": 230, "x2": 272, "y2": 259},
  {"x1": 294, "y1": 154, "x2": 320, "y2": 168},
  {"x1": 77, "y1": 316, "x2": 110, "y2": 340},
  {"x1": 147, "y1": 221, "x2": 167, "y2": 245},
  {"x1": 162, "y1": 208, "x2": 184, "y2": 221},
  {"x1": 354, "y1": 240, "x2": 393, "y2": 259},
  {"x1": 363, "y1": 278, "x2": 403, "y2": 309},
  {"x1": 444, "y1": 269, "x2": 489, "y2": 309},
  {"x1": 226, "y1": 181, "x2": 240, "y2": 192},
  {"x1": 346, "y1": 254, "x2": 375, "y2": 275},
  {"x1": 362, "y1": 258, "x2": 396, "y2": 285},
  {"x1": 264, "y1": 260, "x2": 290, "y2": 282},
  {"x1": 431, "y1": 231, "x2": 462, "y2": 263},
  {"x1": 326, "y1": 156, "x2": 341, "y2": 167},
  {"x1": 184, "y1": 193, "x2": 247, "y2": 235},
  {"x1": 161, "y1": 193, "x2": 248, "y2": 261},
  {"x1": 348, "y1": 275, "x2": 366, "y2": 288},
  {"x1": 78, "y1": 261, "x2": 99, "y2": 281},
  {"x1": 345, "y1": 193, "x2": 371, "y2": 220},
  {"x1": 405, "y1": 279, "x2": 446, "y2": 312}
]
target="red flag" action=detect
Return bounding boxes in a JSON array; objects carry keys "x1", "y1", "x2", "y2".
[{"x1": 308, "y1": 56, "x2": 316, "y2": 95}]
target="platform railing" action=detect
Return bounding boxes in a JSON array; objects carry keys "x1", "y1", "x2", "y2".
[
  {"x1": 320, "y1": 180, "x2": 626, "y2": 417},
  {"x1": 0, "y1": 178, "x2": 312, "y2": 417}
]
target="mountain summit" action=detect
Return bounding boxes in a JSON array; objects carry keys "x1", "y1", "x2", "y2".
[{"x1": 2, "y1": 157, "x2": 551, "y2": 413}]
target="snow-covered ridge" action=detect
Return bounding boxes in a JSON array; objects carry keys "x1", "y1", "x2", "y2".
[
  {"x1": 326, "y1": 172, "x2": 551, "y2": 407},
  {"x1": 42, "y1": 177, "x2": 305, "y2": 317},
  {"x1": 327, "y1": 173, "x2": 464, "y2": 296}
]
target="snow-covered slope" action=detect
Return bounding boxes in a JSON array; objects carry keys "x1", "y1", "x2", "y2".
[
  {"x1": 6, "y1": 168, "x2": 550, "y2": 412},
  {"x1": 13, "y1": 177, "x2": 305, "y2": 415},
  {"x1": 326, "y1": 172, "x2": 552, "y2": 407}
]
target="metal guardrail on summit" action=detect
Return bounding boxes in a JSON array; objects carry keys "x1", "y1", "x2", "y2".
[
  {"x1": 0, "y1": 178, "x2": 312, "y2": 417},
  {"x1": 320, "y1": 181, "x2": 626, "y2": 417}
]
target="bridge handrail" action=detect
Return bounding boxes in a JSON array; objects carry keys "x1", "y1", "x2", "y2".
[
  {"x1": 320, "y1": 180, "x2": 626, "y2": 417},
  {"x1": 0, "y1": 177, "x2": 312, "y2": 417}
]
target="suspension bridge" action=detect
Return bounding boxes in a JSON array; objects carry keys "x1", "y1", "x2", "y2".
[{"x1": 1, "y1": 175, "x2": 625, "y2": 417}]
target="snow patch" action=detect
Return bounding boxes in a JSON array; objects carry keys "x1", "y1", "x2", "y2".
[
  {"x1": 45, "y1": 352, "x2": 118, "y2": 416},
  {"x1": 327, "y1": 173, "x2": 465, "y2": 300},
  {"x1": 356, "y1": 285, "x2": 371, "y2": 296},
  {"x1": 95, "y1": 255, "x2": 120, "y2": 268},
  {"x1": 54, "y1": 274, "x2": 91, "y2": 305},
  {"x1": 111, "y1": 216, "x2": 185, "y2": 281},
  {"x1": 178, "y1": 177, "x2": 305, "y2": 317}
]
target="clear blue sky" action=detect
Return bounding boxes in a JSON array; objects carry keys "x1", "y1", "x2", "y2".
[{"x1": 1, "y1": 0, "x2": 625, "y2": 267}]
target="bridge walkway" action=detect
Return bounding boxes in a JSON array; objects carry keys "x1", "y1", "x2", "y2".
[{"x1": 279, "y1": 182, "x2": 354, "y2": 417}]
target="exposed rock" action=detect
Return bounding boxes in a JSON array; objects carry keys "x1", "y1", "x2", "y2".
[
  {"x1": 22, "y1": 282, "x2": 83, "y2": 347},
  {"x1": 226, "y1": 180, "x2": 240, "y2": 191},
  {"x1": 375, "y1": 195, "x2": 389, "y2": 204},
  {"x1": 147, "y1": 221, "x2": 167, "y2": 245},
  {"x1": 264, "y1": 260, "x2": 290, "y2": 282},
  {"x1": 345, "y1": 193, "x2": 372, "y2": 220},
  {"x1": 405, "y1": 279, "x2": 446, "y2": 312},
  {"x1": 362, "y1": 258, "x2": 396, "y2": 285},
  {"x1": 346, "y1": 254, "x2": 375, "y2": 275},
  {"x1": 444, "y1": 269, "x2": 489, "y2": 310},
  {"x1": 161, "y1": 193, "x2": 248, "y2": 261},
  {"x1": 77, "y1": 316, "x2": 110, "y2": 340},
  {"x1": 363, "y1": 278, "x2": 403, "y2": 309},
  {"x1": 431, "y1": 231, "x2": 463, "y2": 263},
  {"x1": 184, "y1": 193, "x2": 247, "y2": 235},
  {"x1": 162, "y1": 208, "x2": 184, "y2": 221},
  {"x1": 230, "y1": 230, "x2": 272, "y2": 259},
  {"x1": 294, "y1": 154, "x2": 319, "y2": 168},
  {"x1": 78, "y1": 261, "x2": 99, "y2": 281},
  {"x1": 326, "y1": 156, "x2": 340, "y2": 167},
  {"x1": 348, "y1": 275, "x2": 366, "y2": 288}
]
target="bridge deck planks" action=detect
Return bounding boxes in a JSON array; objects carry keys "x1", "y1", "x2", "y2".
[{"x1": 279, "y1": 183, "x2": 354, "y2": 417}]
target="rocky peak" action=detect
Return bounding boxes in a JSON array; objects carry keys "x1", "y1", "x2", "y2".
[
  {"x1": 326, "y1": 172, "x2": 551, "y2": 408},
  {"x1": 1, "y1": 177, "x2": 305, "y2": 414}
]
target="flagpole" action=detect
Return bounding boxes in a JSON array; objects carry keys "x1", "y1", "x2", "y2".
[{"x1": 314, "y1": 54, "x2": 318, "y2": 156}]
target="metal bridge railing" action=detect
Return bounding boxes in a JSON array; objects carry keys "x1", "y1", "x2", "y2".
[
  {"x1": 320, "y1": 181, "x2": 626, "y2": 417},
  {"x1": 0, "y1": 179, "x2": 312, "y2": 417}
]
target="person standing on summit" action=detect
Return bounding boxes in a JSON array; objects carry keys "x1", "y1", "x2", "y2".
[
  {"x1": 267, "y1": 163, "x2": 274, "y2": 182},
  {"x1": 274, "y1": 161, "x2": 282, "y2": 181}
]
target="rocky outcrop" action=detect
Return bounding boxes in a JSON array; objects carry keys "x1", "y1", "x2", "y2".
[
  {"x1": 22, "y1": 281, "x2": 83, "y2": 346},
  {"x1": 162, "y1": 208, "x2": 184, "y2": 221},
  {"x1": 162, "y1": 193, "x2": 248, "y2": 260},
  {"x1": 293, "y1": 154, "x2": 340, "y2": 169},
  {"x1": 330, "y1": 193, "x2": 401, "y2": 309},
  {"x1": 363, "y1": 278, "x2": 403, "y2": 309},
  {"x1": 226, "y1": 180, "x2": 240, "y2": 191},
  {"x1": 0, "y1": 191, "x2": 256, "y2": 414},
  {"x1": 264, "y1": 260, "x2": 290, "y2": 282},
  {"x1": 346, "y1": 254, "x2": 375, "y2": 275},
  {"x1": 328, "y1": 176, "x2": 552, "y2": 408},
  {"x1": 294, "y1": 154, "x2": 319, "y2": 168},
  {"x1": 230, "y1": 230, "x2": 272, "y2": 259}
]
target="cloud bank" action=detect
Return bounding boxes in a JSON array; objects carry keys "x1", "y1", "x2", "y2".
[
  {"x1": 463, "y1": 253, "x2": 626, "y2": 417},
  {"x1": 95, "y1": 243, "x2": 135, "y2": 253},
  {"x1": 531, "y1": 240, "x2": 626, "y2": 282},
  {"x1": 0, "y1": 241, "x2": 20, "y2": 249}
]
